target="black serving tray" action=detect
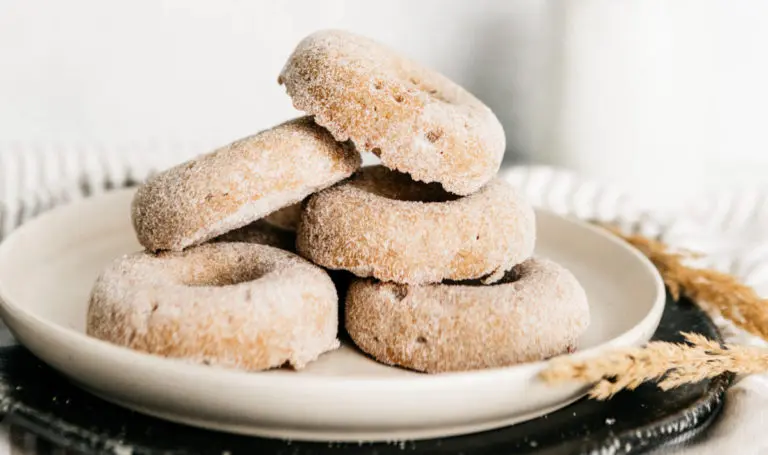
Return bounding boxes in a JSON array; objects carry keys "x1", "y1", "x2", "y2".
[{"x1": 0, "y1": 292, "x2": 731, "y2": 455}]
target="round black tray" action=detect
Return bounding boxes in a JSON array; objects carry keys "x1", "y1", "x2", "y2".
[{"x1": 0, "y1": 293, "x2": 731, "y2": 455}]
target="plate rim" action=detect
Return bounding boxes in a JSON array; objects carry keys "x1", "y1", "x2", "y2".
[{"x1": 0, "y1": 188, "x2": 666, "y2": 387}]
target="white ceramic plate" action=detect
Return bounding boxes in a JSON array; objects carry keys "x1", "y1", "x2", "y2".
[{"x1": 0, "y1": 189, "x2": 665, "y2": 442}]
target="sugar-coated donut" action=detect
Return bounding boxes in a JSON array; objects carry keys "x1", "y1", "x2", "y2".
[
  {"x1": 345, "y1": 258, "x2": 589, "y2": 373},
  {"x1": 212, "y1": 219, "x2": 296, "y2": 252},
  {"x1": 297, "y1": 166, "x2": 535, "y2": 284},
  {"x1": 132, "y1": 117, "x2": 361, "y2": 251},
  {"x1": 279, "y1": 30, "x2": 505, "y2": 196},
  {"x1": 87, "y1": 242, "x2": 339, "y2": 371}
]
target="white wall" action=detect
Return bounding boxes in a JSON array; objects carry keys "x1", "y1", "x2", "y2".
[
  {"x1": 1, "y1": 0, "x2": 767, "y2": 208},
  {"x1": 549, "y1": 1, "x2": 768, "y2": 205},
  {"x1": 0, "y1": 0, "x2": 553, "y2": 161}
]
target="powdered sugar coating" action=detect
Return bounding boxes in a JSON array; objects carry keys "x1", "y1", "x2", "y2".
[
  {"x1": 87, "y1": 242, "x2": 339, "y2": 371},
  {"x1": 279, "y1": 30, "x2": 505, "y2": 196},
  {"x1": 297, "y1": 166, "x2": 535, "y2": 284},
  {"x1": 131, "y1": 117, "x2": 361, "y2": 251},
  {"x1": 345, "y1": 257, "x2": 590, "y2": 373}
]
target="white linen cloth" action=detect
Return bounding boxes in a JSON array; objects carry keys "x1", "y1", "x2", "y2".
[
  {"x1": 504, "y1": 167, "x2": 768, "y2": 455},
  {"x1": 1, "y1": 149, "x2": 768, "y2": 454}
]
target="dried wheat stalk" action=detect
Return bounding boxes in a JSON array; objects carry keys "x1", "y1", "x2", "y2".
[
  {"x1": 608, "y1": 226, "x2": 768, "y2": 340},
  {"x1": 542, "y1": 332, "x2": 768, "y2": 400},
  {"x1": 539, "y1": 225, "x2": 768, "y2": 399}
]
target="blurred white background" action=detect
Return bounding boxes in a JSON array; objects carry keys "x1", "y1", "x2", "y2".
[{"x1": 1, "y1": 0, "x2": 767, "y2": 208}]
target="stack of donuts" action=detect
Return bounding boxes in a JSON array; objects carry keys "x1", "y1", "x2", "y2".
[{"x1": 87, "y1": 30, "x2": 589, "y2": 374}]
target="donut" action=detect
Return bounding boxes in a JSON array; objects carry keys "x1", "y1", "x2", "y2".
[
  {"x1": 345, "y1": 258, "x2": 590, "y2": 373},
  {"x1": 132, "y1": 117, "x2": 361, "y2": 251},
  {"x1": 86, "y1": 242, "x2": 339, "y2": 371},
  {"x1": 296, "y1": 165, "x2": 535, "y2": 284},
  {"x1": 212, "y1": 219, "x2": 296, "y2": 252},
  {"x1": 279, "y1": 29, "x2": 505, "y2": 196}
]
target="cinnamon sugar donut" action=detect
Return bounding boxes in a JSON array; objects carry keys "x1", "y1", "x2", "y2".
[
  {"x1": 86, "y1": 242, "x2": 339, "y2": 371},
  {"x1": 279, "y1": 30, "x2": 505, "y2": 196},
  {"x1": 297, "y1": 166, "x2": 535, "y2": 284},
  {"x1": 132, "y1": 117, "x2": 361, "y2": 251},
  {"x1": 345, "y1": 258, "x2": 590, "y2": 373}
]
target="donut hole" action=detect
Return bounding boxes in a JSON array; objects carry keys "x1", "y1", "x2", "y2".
[
  {"x1": 354, "y1": 166, "x2": 460, "y2": 203},
  {"x1": 179, "y1": 260, "x2": 269, "y2": 288},
  {"x1": 445, "y1": 266, "x2": 523, "y2": 287},
  {"x1": 368, "y1": 178, "x2": 456, "y2": 203},
  {"x1": 181, "y1": 270, "x2": 265, "y2": 287}
]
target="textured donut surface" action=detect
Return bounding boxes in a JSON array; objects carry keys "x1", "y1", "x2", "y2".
[
  {"x1": 279, "y1": 30, "x2": 505, "y2": 195},
  {"x1": 345, "y1": 258, "x2": 590, "y2": 373},
  {"x1": 297, "y1": 165, "x2": 535, "y2": 284},
  {"x1": 132, "y1": 117, "x2": 361, "y2": 251},
  {"x1": 87, "y1": 242, "x2": 339, "y2": 371}
]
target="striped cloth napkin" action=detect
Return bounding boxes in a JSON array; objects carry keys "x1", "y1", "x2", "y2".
[{"x1": 2, "y1": 148, "x2": 768, "y2": 454}]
